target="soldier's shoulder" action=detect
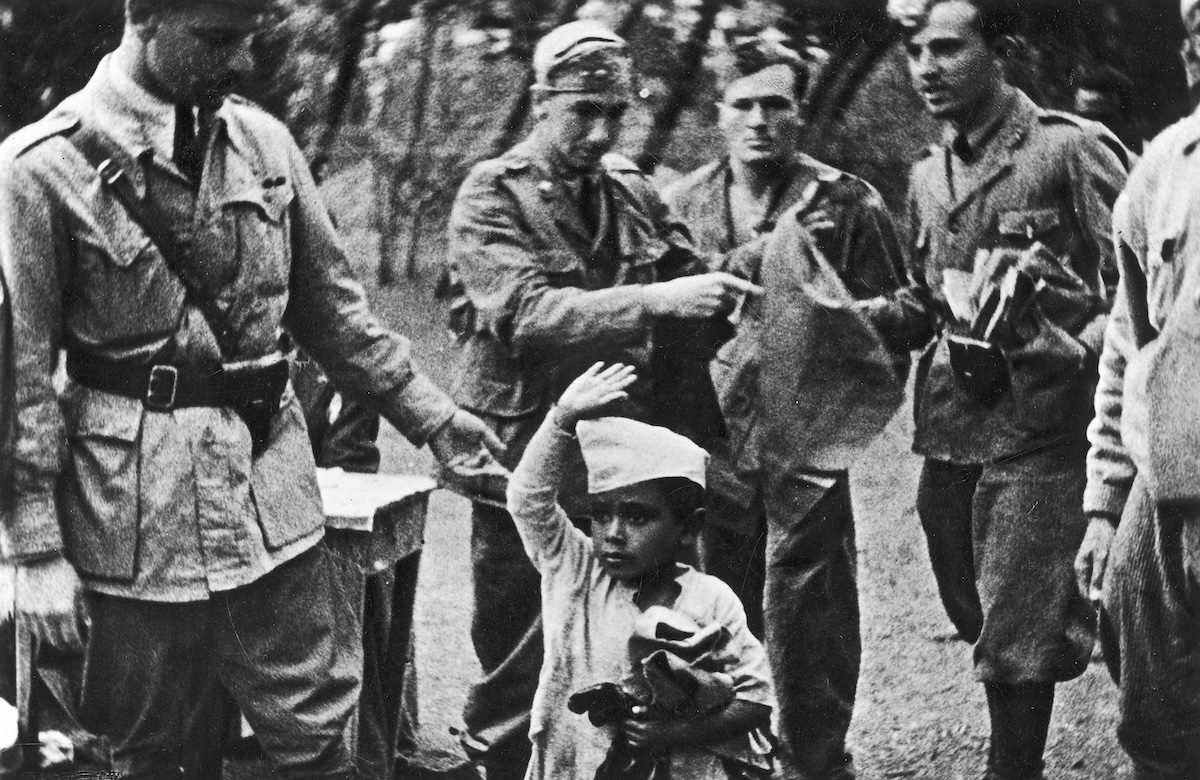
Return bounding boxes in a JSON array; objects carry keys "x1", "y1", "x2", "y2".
[
  {"x1": 1123, "y1": 112, "x2": 1200, "y2": 194},
  {"x1": 602, "y1": 153, "x2": 659, "y2": 201},
  {"x1": 0, "y1": 111, "x2": 80, "y2": 164},
  {"x1": 1141, "y1": 110, "x2": 1200, "y2": 162},
  {"x1": 1034, "y1": 108, "x2": 1127, "y2": 161},
  {"x1": 799, "y1": 156, "x2": 886, "y2": 210},
  {"x1": 661, "y1": 159, "x2": 723, "y2": 206},
  {"x1": 468, "y1": 148, "x2": 534, "y2": 182}
]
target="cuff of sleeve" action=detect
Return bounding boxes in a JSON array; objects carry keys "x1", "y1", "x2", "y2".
[
  {"x1": 1083, "y1": 482, "x2": 1129, "y2": 523},
  {"x1": 2, "y1": 496, "x2": 64, "y2": 561},
  {"x1": 385, "y1": 373, "x2": 458, "y2": 447}
]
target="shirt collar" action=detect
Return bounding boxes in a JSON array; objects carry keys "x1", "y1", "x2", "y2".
[
  {"x1": 944, "y1": 85, "x2": 1017, "y2": 162},
  {"x1": 84, "y1": 50, "x2": 240, "y2": 167}
]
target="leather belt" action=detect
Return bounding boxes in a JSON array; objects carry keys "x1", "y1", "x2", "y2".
[{"x1": 66, "y1": 351, "x2": 289, "y2": 412}]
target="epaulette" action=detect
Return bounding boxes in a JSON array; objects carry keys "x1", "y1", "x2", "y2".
[
  {"x1": 1040, "y1": 109, "x2": 1132, "y2": 171},
  {"x1": 817, "y1": 168, "x2": 842, "y2": 183},
  {"x1": 5, "y1": 112, "x2": 79, "y2": 157}
]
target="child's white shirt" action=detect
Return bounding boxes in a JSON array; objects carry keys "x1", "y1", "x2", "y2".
[{"x1": 506, "y1": 416, "x2": 775, "y2": 780}]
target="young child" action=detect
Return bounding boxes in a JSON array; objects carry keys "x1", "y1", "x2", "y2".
[{"x1": 508, "y1": 362, "x2": 775, "y2": 779}]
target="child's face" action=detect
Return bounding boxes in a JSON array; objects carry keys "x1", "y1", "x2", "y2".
[{"x1": 587, "y1": 482, "x2": 691, "y2": 581}]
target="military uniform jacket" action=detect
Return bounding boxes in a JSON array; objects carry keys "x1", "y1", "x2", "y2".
[
  {"x1": 444, "y1": 140, "x2": 723, "y2": 474},
  {"x1": 665, "y1": 155, "x2": 925, "y2": 511},
  {"x1": 0, "y1": 55, "x2": 456, "y2": 600},
  {"x1": 907, "y1": 89, "x2": 1126, "y2": 464}
]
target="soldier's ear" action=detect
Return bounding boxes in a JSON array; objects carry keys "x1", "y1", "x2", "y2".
[{"x1": 991, "y1": 34, "x2": 1020, "y2": 62}]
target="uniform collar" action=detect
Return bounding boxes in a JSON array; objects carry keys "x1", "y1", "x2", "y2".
[
  {"x1": 944, "y1": 86, "x2": 1020, "y2": 162},
  {"x1": 77, "y1": 51, "x2": 252, "y2": 184}
]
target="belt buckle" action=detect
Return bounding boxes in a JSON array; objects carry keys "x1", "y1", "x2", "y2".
[{"x1": 145, "y1": 365, "x2": 178, "y2": 411}]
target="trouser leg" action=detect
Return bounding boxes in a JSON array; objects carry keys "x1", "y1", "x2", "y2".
[
  {"x1": 701, "y1": 494, "x2": 767, "y2": 639},
  {"x1": 970, "y1": 449, "x2": 1094, "y2": 684},
  {"x1": 1102, "y1": 479, "x2": 1200, "y2": 780},
  {"x1": 80, "y1": 594, "x2": 230, "y2": 780},
  {"x1": 984, "y1": 682, "x2": 1054, "y2": 780},
  {"x1": 763, "y1": 469, "x2": 859, "y2": 780},
  {"x1": 461, "y1": 502, "x2": 542, "y2": 780},
  {"x1": 216, "y1": 545, "x2": 360, "y2": 779},
  {"x1": 916, "y1": 459, "x2": 983, "y2": 642}
]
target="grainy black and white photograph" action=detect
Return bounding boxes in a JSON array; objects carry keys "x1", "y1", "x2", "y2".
[{"x1": 0, "y1": 0, "x2": 1195, "y2": 778}]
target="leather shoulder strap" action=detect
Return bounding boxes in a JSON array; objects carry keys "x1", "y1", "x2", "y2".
[{"x1": 65, "y1": 119, "x2": 236, "y2": 354}]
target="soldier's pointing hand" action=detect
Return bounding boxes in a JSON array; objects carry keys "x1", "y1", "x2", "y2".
[{"x1": 643, "y1": 272, "x2": 764, "y2": 320}]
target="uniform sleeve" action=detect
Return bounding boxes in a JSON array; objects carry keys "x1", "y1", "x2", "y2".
[
  {"x1": 821, "y1": 183, "x2": 935, "y2": 354},
  {"x1": 281, "y1": 137, "x2": 456, "y2": 447},
  {"x1": 1064, "y1": 129, "x2": 1127, "y2": 356},
  {"x1": 447, "y1": 167, "x2": 657, "y2": 357},
  {"x1": 0, "y1": 153, "x2": 71, "y2": 560},
  {"x1": 1084, "y1": 190, "x2": 1143, "y2": 523},
  {"x1": 505, "y1": 409, "x2": 591, "y2": 578}
]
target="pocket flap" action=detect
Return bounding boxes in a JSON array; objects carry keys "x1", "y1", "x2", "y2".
[
  {"x1": 221, "y1": 180, "x2": 294, "y2": 223},
  {"x1": 65, "y1": 387, "x2": 143, "y2": 441},
  {"x1": 998, "y1": 208, "x2": 1060, "y2": 238}
]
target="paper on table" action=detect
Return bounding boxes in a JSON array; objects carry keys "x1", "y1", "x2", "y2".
[{"x1": 317, "y1": 468, "x2": 437, "y2": 531}]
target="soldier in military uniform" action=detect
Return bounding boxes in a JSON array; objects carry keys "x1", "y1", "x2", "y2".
[
  {"x1": 0, "y1": 1, "x2": 505, "y2": 776},
  {"x1": 894, "y1": 1, "x2": 1127, "y2": 778},
  {"x1": 664, "y1": 39, "x2": 928, "y2": 780},
  {"x1": 442, "y1": 21, "x2": 760, "y2": 780}
]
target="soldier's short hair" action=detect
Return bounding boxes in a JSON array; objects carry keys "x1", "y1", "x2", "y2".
[
  {"x1": 888, "y1": 0, "x2": 1020, "y2": 46},
  {"x1": 126, "y1": 0, "x2": 278, "y2": 24},
  {"x1": 721, "y1": 38, "x2": 808, "y2": 104}
]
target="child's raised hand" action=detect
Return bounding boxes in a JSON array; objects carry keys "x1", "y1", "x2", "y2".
[{"x1": 555, "y1": 363, "x2": 637, "y2": 427}]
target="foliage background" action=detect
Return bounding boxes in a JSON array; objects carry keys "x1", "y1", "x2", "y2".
[{"x1": 0, "y1": 0, "x2": 1189, "y2": 286}]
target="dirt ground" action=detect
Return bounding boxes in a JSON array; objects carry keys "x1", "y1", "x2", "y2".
[{"x1": 326, "y1": 167, "x2": 1132, "y2": 779}]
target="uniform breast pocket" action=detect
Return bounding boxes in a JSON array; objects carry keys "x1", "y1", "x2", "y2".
[
  {"x1": 72, "y1": 231, "x2": 184, "y2": 341},
  {"x1": 60, "y1": 390, "x2": 145, "y2": 582},
  {"x1": 222, "y1": 183, "x2": 294, "y2": 297}
]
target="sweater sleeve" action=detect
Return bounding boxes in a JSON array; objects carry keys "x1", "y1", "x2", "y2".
[{"x1": 506, "y1": 409, "x2": 592, "y2": 577}]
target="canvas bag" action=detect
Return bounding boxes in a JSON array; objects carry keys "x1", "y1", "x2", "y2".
[{"x1": 757, "y1": 202, "x2": 906, "y2": 472}]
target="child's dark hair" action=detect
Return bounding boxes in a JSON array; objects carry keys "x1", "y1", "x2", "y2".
[{"x1": 651, "y1": 477, "x2": 706, "y2": 532}]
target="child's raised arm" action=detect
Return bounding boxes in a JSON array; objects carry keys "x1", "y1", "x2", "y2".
[
  {"x1": 506, "y1": 363, "x2": 639, "y2": 571},
  {"x1": 552, "y1": 362, "x2": 637, "y2": 432}
]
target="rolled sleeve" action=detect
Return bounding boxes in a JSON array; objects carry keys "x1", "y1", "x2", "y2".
[{"x1": 280, "y1": 140, "x2": 456, "y2": 447}]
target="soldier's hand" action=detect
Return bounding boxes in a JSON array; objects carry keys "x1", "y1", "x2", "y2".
[
  {"x1": 1074, "y1": 517, "x2": 1117, "y2": 606},
  {"x1": 644, "y1": 273, "x2": 765, "y2": 320},
  {"x1": 16, "y1": 555, "x2": 85, "y2": 651},
  {"x1": 429, "y1": 409, "x2": 508, "y2": 472}
]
